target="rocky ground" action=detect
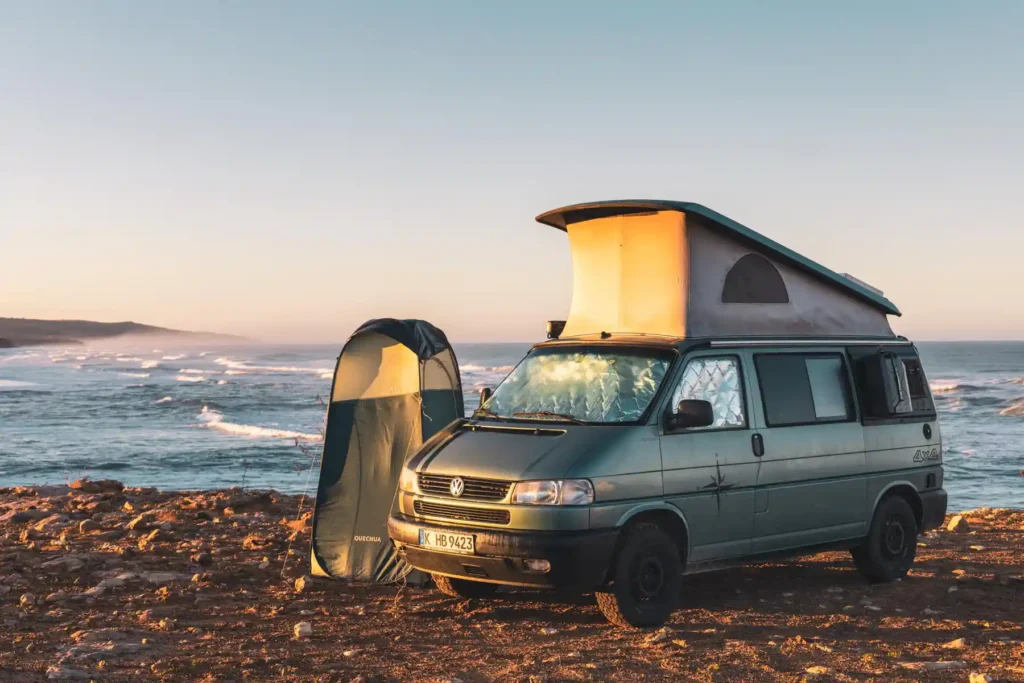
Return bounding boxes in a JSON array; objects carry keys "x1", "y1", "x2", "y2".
[{"x1": 1, "y1": 481, "x2": 1022, "y2": 682}]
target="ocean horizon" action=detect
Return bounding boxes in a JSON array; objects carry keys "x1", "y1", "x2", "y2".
[{"x1": 1, "y1": 340, "x2": 1021, "y2": 511}]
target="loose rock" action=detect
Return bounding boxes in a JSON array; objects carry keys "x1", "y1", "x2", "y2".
[
  {"x1": 78, "y1": 519, "x2": 101, "y2": 533},
  {"x1": 46, "y1": 666, "x2": 93, "y2": 681},
  {"x1": 899, "y1": 660, "x2": 967, "y2": 671},
  {"x1": 294, "y1": 621, "x2": 313, "y2": 638},
  {"x1": 645, "y1": 627, "x2": 671, "y2": 645},
  {"x1": 947, "y1": 515, "x2": 970, "y2": 533}
]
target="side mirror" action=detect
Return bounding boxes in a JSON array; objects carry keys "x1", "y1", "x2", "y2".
[
  {"x1": 479, "y1": 387, "x2": 493, "y2": 407},
  {"x1": 667, "y1": 399, "x2": 714, "y2": 431}
]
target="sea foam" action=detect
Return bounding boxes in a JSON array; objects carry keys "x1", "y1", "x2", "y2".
[
  {"x1": 198, "y1": 405, "x2": 321, "y2": 441},
  {"x1": 214, "y1": 357, "x2": 331, "y2": 375}
]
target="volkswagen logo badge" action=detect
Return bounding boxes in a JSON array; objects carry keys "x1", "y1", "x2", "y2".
[{"x1": 449, "y1": 477, "x2": 465, "y2": 498}]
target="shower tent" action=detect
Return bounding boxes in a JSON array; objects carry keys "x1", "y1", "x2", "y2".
[{"x1": 311, "y1": 319, "x2": 464, "y2": 583}]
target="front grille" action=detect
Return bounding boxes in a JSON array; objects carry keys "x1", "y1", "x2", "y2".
[
  {"x1": 418, "y1": 474, "x2": 512, "y2": 501},
  {"x1": 413, "y1": 500, "x2": 511, "y2": 525}
]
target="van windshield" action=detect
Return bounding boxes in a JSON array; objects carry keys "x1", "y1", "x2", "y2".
[{"x1": 480, "y1": 347, "x2": 673, "y2": 424}]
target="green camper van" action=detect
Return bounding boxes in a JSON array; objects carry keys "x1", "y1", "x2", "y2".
[{"x1": 387, "y1": 201, "x2": 946, "y2": 627}]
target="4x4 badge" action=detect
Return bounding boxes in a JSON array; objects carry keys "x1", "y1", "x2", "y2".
[
  {"x1": 450, "y1": 477, "x2": 465, "y2": 497},
  {"x1": 913, "y1": 448, "x2": 940, "y2": 463}
]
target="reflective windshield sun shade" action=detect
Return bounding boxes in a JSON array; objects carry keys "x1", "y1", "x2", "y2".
[{"x1": 485, "y1": 348, "x2": 671, "y2": 423}]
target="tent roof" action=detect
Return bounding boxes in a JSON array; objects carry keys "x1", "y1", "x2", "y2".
[
  {"x1": 351, "y1": 318, "x2": 453, "y2": 360},
  {"x1": 535, "y1": 200, "x2": 901, "y2": 316}
]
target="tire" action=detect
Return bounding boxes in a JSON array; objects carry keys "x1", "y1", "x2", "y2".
[
  {"x1": 431, "y1": 574, "x2": 499, "y2": 599},
  {"x1": 852, "y1": 495, "x2": 918, "y2": 583},
  {"x1": 595, "y1": 525, "x2": 682, "y2": 628}
]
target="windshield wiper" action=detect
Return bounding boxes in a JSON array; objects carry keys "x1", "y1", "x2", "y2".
[
  {"x1": 513, "y1": 411, "x2": 585, "y2": 425},
  {"x1": 471, "y1": 407, "x2": 507, "y2": 422}
]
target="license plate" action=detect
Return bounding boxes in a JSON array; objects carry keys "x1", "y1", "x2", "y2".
[{"x1": 418, "y1": 529, "x2": 475, "y2": 555}]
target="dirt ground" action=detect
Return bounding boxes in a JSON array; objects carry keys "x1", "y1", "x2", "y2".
[{"x1": 1, "y1": 481, "x2": 1022, "y2": 682}]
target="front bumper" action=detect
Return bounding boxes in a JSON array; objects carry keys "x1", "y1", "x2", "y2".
[
  {"x1": 388, "y1": 513, "x2": 618, "y2": 589},
  {"x1": 919, "y1": 488, "x2": 948, "y2": 531}
]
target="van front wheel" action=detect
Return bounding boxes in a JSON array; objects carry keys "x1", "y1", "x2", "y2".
[
  {"x1": 595, "y1": 526, "x2": 682, "y2": 628},
  {"x1": 852, "y1": 496, "x2": 918, "y2": 583},
  {"x1": 431, "y1": 574, "x2": 499, "y2": 599}
]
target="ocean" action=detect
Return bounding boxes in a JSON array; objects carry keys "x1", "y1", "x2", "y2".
[{"x1": 0, "y1": 341, "x2": 1020, "y2": 511}]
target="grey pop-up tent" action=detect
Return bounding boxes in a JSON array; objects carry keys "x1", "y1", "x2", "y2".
[{"x1": 311, "y1": 319, "x2": 464, "y2": 583}]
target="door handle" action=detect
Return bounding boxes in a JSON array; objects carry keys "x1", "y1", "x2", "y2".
[{"x1": 752, "y1": 433, "x2": 764, "y2": 457}]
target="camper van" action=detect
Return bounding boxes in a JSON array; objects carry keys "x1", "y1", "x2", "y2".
[{"x1": 387, "y1": 200, "x2": 946, "y2": 627}]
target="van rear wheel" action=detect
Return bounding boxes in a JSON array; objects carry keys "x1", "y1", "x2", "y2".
[
  {"x1": 431, "y1": 574, "x2": 499, "y2": 599},
  {"x1": 852, "y1": 496, "x2": 918, "y2": 583},
  {"x1": 595, "y1": 526, "x2": 682, "y2": 628}
]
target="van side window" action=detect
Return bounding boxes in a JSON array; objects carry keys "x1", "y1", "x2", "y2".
[
  {"x1": 671, "y1": 357, "x2": 746, "y2": 429},
  {"x1": 902, "y1": 356, "x2": 933, "y2": 413},
  {"x1": 852, "y1": 350, "x2": 935, "y2": 419},
  {"x1": 755, "y1": 353, "x2": 854, "y2": 427}
]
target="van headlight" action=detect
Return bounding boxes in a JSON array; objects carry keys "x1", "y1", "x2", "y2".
[
  {"x1": 398, "y1": 467, "x2": 418, "y2": 494},
  {"x1": 511, "y1": 479, "x2": 594, "y2": 506}
]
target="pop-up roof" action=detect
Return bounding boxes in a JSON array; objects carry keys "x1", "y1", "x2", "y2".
[{"x1": 536, "y1": 200, "x2": 899, "y2": 340}]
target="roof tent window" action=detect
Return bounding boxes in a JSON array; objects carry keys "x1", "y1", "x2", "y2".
[{"x1": 722, "y1": 253, "x2": 790, "y2": 304}]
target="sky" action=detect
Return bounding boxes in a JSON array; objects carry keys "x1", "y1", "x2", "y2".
[{"x1": 1, "y1": 2, "x2": 1022, "y2": 343}]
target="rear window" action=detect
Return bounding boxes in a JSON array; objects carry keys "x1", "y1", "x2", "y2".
[{"x1": 755, "y1": 353, "x2": 854, "y2": 427}]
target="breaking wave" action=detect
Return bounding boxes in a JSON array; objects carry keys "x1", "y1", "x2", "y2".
[
  {"x1": 999, "y1": 400, "x2": 1024, "y2": 417},
  {"x1": 115, "y1": 356, "x2": 143, "y2": 362},
  {"x1": 156, "y1": 396, "x2": 173, "y2": 404},
  {"x1": 1, "y1": 351, "x2": 40, "y2": 363},
  {"x1": 929, "y1": 381, "x2": 986, "y2": 396},
  {"x1": 119, "y1": 372, "x2": 151, "y2": 378},
  {"x1": 198, "y1": 405, "x2": 321, "y2": 441},
  {"x1": 460, "y1": 364, "x2": 515, "y2": 373},
  {"x1": 929, "y1": 381, "x2": 959, "y2": 395},
  {"x1": 178, "y1": 368, "x2": 210, "y2": 375},
  {"x1": 0, "y1": 380, "x2": 39, "y2": 390},
  {"x1": 162, "y1": 354, "x2": 186, "y2": 361},
  {"x1": 214, "y1": 357, "x2": 331, "y2": 375},
  {"x1": 140, "y1": 360, "x2": 160, "y2": 369},
  {"x1": 175, "y1": 375, "x2": 205, "y2": 383}
]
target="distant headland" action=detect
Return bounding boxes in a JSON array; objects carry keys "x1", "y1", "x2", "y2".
[{"x1": 0, "y1": 317, "x2": 242, "y2": 348}]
